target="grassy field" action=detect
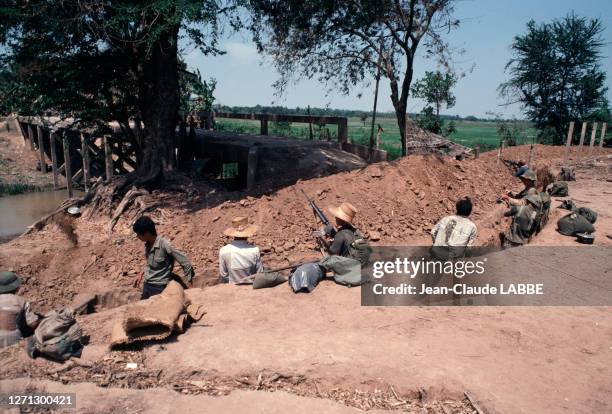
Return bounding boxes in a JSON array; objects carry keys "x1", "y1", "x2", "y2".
[{"x1": 215, "y1": 116, "x2": 537, "y2": 159}]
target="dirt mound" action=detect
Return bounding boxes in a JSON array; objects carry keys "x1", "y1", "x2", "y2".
[
  {"x1": 404, "y1": 119, "x2": 471, "y2": 157},
  {"x1": 1, "y1": 145, "x2": 610, "y2": 312}
]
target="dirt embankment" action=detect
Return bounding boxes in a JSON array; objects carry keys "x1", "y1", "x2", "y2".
[{"x1": 1, "y1": 145, "x2": 611, "y2": 312}]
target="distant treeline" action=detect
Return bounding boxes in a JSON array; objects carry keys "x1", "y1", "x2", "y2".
[{"x1": 212, "y1": 104, "x2": 525, "y2": 123}]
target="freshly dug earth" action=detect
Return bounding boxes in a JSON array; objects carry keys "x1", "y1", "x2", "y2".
[{"x1": 0, "y1": 144, "x2": 611, "y2": 414}]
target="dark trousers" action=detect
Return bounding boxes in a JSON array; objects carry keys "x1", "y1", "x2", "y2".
[{"x1": 141, "y1": 282, "x2": 167, "y2": 300}]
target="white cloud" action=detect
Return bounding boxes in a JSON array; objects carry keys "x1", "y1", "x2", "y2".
[{"x1": 223, "y1": 42, "x2": 259, "y2": 64}]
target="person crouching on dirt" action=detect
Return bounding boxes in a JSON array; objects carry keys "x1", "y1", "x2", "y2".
[
  {"x1": 219, "y1": 216, "x2": 263, "y2": 284},
  {"x1": 319, "y1": 202, "x2": 360, "y2": 257},
  {"x1": 501, "y1": 194, "x2": 541, "y2": 248},
  {"x1": 501, "y1": 169, "x2": 538, "y2": 206},
  {"x1": 0, "y1": 272, "x2": 40, "y2": 349},
  {"x1": 132, "y1": 216, "x2": 194, "y2": 300},
  {"x1": 430, "y1": 197, "x2": 477, "y2": 259},
  {"x1": 512, "y1": 160, "x2": 529, "y2": 178}
]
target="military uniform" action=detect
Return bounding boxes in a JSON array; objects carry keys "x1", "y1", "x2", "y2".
[{"x1": 503, "y1": 194, "x2": 541, "y2": 246}]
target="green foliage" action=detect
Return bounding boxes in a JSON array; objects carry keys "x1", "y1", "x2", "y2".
[
  {"x1": 412, "y1": 71, "x2": 457, "y2": 116},
  {"x1": 499, "y1": 14, "x2": 608, "y2": 144},
  {"x1": 247, "y1": 0, "x2": 459, "y2": 156},
  {"x1": 179, "y1": 64, "x2": 217, "y2": 113}
]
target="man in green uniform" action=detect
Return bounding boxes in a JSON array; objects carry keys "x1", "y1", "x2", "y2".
[
  {"x1": 502, "y1": 194, "x2": 541, "y2": 247},
  {"x1": 502, "y1": 169, "x2": 538, "y2": 206},
  {"x1": 133, "y1": 216, "x2": 195, "y2": 299},
  {"x1": 0, "y1": 272, "x2": 39, "y2": 348}
]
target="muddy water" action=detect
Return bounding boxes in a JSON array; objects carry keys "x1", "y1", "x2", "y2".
[{"x1": 0, "y1": 190, "x2": 80, "y2": 241}]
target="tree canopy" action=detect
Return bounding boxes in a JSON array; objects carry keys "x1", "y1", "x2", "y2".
[
  {"x1": 499, "y1": 14, "x2": 608, "y2": 144},
  {"x1": 248, "y1": 0, "x2": 458, "y2": 156}
]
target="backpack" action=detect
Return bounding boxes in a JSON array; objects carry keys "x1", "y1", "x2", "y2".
[
  {"x1": 288, "y1": 263, "x2": 324, "y2": 293},
  {"x1": 557, "y1": 213, "x2": 595, "y2": 236},
  {"x1": 575, "y1": 207, "x2": 597, "y2": 224},
  {"x1": 547, "y1": 181, "x2": 569, "y2": 197},
  {"x1": 318, "y1": 255, "x2": 363, "y2": 287},
  {"x1": 26, "y1": 308, "x2": 83, "y2": 361},
  {"x1": 347, "y1": 230, "x2": 372, "y2": 266}
]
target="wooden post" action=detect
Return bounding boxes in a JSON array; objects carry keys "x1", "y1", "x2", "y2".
[
  {"x1": 50, "y1": 131, "x2": 59, "y2": 189},
  {"x1": 474, "y1": 145, "x2": 480, "y2": 159},
  {"x1": 576, "y1": 121, "x2": 587, "y2": 162},
  {"x1": 337, "y1": 118, "x2": 348, "y2": 145},
  {"x1": 588, "y1": 122, "x2": 598, "y2": 159},
  {"x1": 81, "y1": 133, "x2": 91, "y2": 191},
  {"x1": 376, "y1": 127, "x2": 382, "y2": 150},
  {"x1": 527, "y1": 144, "x2": 535, "y2": 168},
  {"x1": 104, "y1": 135, "x2": 113, "y2": 181},
  {"x1": 599, "y1": 123, "x2": 607, "y2": 148},
  {"x1": 63, "y1": 134, "x2": 73, "y2": 198},
  {"x1": 246, "y1": 146, "x2": 259, "y2": 191},
  {"x1": 26, "y1": 124, "x2": 35, "y2": 150},
  {"x1": 497, "y1": 141, "x2": 504, "y2": 165},
  {"x1": 563, "y1": 121, "x2": 575, "y2": 165},
  {"x1": 260, "y1": 118, "x2": 268, "y2": 135},
  {"x1": 36, "y1": 125, "x2": 46, "y2": 173}
]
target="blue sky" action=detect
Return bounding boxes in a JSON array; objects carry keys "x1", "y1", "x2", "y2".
[{"x1": 183, "y1": 0, "x2": 612, "y2": 119}]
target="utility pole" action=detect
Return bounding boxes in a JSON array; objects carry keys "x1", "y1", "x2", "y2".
[{"x1": 368, "y1": 37, "x2": 384, "y2": 163}]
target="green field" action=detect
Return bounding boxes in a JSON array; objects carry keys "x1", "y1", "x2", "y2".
[{"x1": 215, "y1": 116, "x2": 537, "y2": 159}]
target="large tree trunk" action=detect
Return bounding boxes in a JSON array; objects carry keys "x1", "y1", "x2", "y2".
[{"x1": 134, "y1": 23, "x2": 180, "y2": 189}]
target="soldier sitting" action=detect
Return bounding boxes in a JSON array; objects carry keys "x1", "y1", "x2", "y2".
[
  {"x1": 0, "y1": 272, "x2": 39, "y2": 349},
  {"x1": 502, "y1": 169, "x2": 538, "y2": 206},
  {"x1": 501, "y1": 194, "x2": 541, "y2": 248}
]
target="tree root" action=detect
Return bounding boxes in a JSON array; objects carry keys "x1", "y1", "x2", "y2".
[{"x1": 108, "y1": 187, "x2": 150, "y2": 233}]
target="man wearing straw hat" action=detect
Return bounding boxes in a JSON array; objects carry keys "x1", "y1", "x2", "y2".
[
  {"x1": 323, "y1": 202, "x2": 361, "y2": 257},
  {"x1": 219, "y1": 216, "x2": 263, "y2": 284},
  {"x1": 0, "y1": 271, "x2": 40, "y2": 349}
]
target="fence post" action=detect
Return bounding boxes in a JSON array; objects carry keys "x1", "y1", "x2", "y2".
[
  {"x1": 104, "y1": 135, "x2": 113, "y2": 181},
  {"x1": 260, "y1": 117, "x2": 268, "y2": 136},
  {"x1": 576, "y1": 121, "x2": 587, "y2": 162},
  {"x1": 563, "y1": 121, "x2": 575, "y2": 166},
  {"x1": 599, "y1": 123, "x2": 607, "y2": 148},
  {"x1": 474, "y1": 145, "x2": 480, "y2": 159},
  {"x1": 27, "y1": 124, "x2": 35, "y2": 150},
  {"x1": 247, "y1": 146, "x2": 259, "y2": 191},
  {"x1": 50, "y1": 131, "x2": 59, "y2": 189},
  {"x1": 36, "y1": 125, "x2": 46, "y2": 173},
  {"x1": 337, "y1": 118, "x2": 348, "y2": 145},
  {"x1": 588, "y1": 123, "x2": 598, "y2": 159},
  {"x1": 528, "y1": 144, "x2": 535, "y2": 168},
  {"x1": 63, "y1": 133, "x2": 73, "y2": 198},
  {"x1": 81, "y1": 133, "x2": 91, "y2": 191}
]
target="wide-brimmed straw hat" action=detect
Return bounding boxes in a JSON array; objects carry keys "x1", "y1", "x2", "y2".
[
  {"x1": 0, "y1": 271, "x2": 21, "y2": 294},
  {"x1": 328, "y1": 202, "x2": 357, "y2": 225},
  {"x1": 224, "y1": 216, "x2": 258, "y2": 238}
]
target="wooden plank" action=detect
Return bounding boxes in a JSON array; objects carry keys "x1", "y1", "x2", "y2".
[
  {"x1": 338, "y1": 118, "x2": 348, "y2": 144},
  {"x1": 260, "y1": 119, "x2": 268, "y2": 136},
  {"x1": 81, "y1": 133, "x2": 91, "y2": 191},
  {"x1": 63, "y1": 135, "x2": 74, "y2": 198},
  {"x1": 214, "y1": 111, "x2": 347, "y2": 125},
  {"x1": 527, "y1": 144, "x2": 535, "y2": 168},
  {"x1": 36, "y1": 125, "x2": 47, "y2": 173},
  {"x1": 474, "y1": 145, "x2": 480, "y2": 159},
  {"x1": 563, "y1": 121, "x2": 575, "y2": 165},
  {"x1": 104, "y1": 135, "x2": 113, "y2": 181},
  {"x1": 50, "y1": 131, "x2": 59, "y2": 189},
  {"x1": 72, "y1": 169, "x2": 83, "y2": 183},
  {"x1": 576, "y1": 121, "x2": 587, "y2": 162},
  {"x1": 599, "y1": 123, "x2": 607, "y2": 148},
  {"x1": 588, "y1": 122, "x2": 597, "y2": 158}
]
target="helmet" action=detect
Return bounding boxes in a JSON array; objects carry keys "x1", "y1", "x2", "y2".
[{"x1": 521, "y1": 169, "x2": 537, "y2": 182}]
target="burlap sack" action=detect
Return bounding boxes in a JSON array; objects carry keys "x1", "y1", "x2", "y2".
[{"x1": 110, "y1": 281, "x2": 205, "y2": 347}]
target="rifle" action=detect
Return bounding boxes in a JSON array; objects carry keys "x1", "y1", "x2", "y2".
[
  {"x1": 263, "y1": 259, "x2": 320, "y2": 273},
  {"x1": 300, "y1": 189, "x2": 330, "y2": 227}
]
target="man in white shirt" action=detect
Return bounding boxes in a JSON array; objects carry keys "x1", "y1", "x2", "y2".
[
  {"x1": 431, "y1": 197, "x2": 477, "y2": 258},
  {"x1": 219, "y1": 216, "x2": 263, "y2": 284}
]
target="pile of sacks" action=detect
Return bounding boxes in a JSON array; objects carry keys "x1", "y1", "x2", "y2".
[{"x1": 557, "y1": 200, "x2": 598, "y2": 242}]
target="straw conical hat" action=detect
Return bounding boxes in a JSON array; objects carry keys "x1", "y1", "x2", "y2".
[
  {"x1": 328, "y1": 202, "x2": 357, "y2": 225},
  {"x1": 224, "y1": 216, "x2": 258, "y2": 238}
]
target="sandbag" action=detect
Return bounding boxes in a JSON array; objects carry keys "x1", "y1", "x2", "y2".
[
  {"x1": 288, "y1": 263, "x2": 324, "y2": 293},
  {"x1": 559, "y1": 200, "x2": 576, "y2": 211},
  {"x1": 252, "y1": 271, "x2": 287, "y2": 289},
  {"x1": 319, "y1": 255, "x2": 363, "y2": 287},
  {"x1": 557, "y1": 213, "x2": 595, "y2": 236},
  {"x1": 576, "y1": 207, "x2": 597, "y2": 224},
  {"x1": 547, "y1": 181, "x2": 569, "y2": 196},
  {"x1": 110, "y1": 281, "x2": 204, "y2": 347},
  {"x1": 27, "y1": 308, "x2": 82, "y2": 361}
]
